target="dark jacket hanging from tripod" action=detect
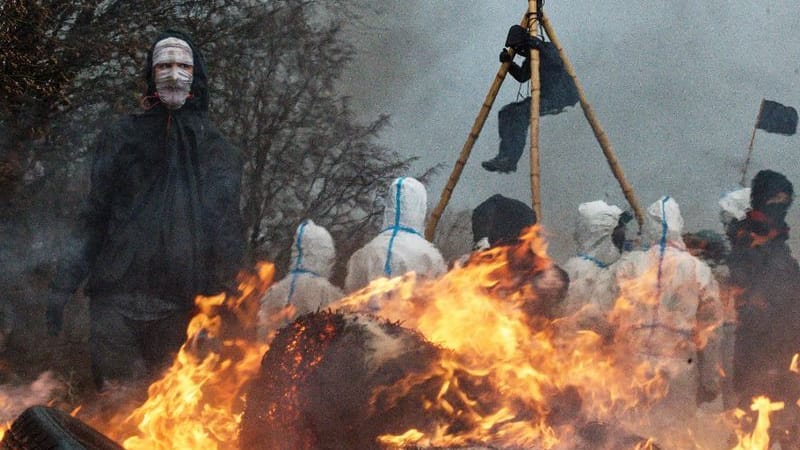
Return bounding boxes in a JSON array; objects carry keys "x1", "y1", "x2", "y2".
[{"x1": 483, "y1": 24, "x2": 579, "y2": 173}]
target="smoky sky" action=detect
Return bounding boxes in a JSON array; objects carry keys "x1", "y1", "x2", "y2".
[{"x1": 340, "y1": 0, "x2": 800, "y2": 260}]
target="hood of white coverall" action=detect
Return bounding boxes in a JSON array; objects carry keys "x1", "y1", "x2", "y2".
[
  {"x1": 642, "y1": 196, "x2": 685, "y2": 249},
  {"x1": 718, "y1": 187, "x2": 750, "y2": 226},
  {"x1": 289, "y1": 219, "x2": 336, "y2": 279},
  {"x1": 574, "y1": 200, "x2": 624, "y2": 266},
  {"x1": 381, "y1": 177, "x2": 427, "y2": 234}
]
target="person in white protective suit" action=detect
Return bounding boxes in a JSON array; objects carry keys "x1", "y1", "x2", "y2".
[
  {"x1": 258, "y1": 219, "x2": 343, "y2": 337},
  {"x1": 719, "y1": 187, "x2": 751, "y2": 234},
  {"x1": 560, "y1": 200, "x2": 628, "y2": 319},
  {"x1": 716, "y1": 187, "x2": 749, "y2": 409},
  {"x1": 345, "y1": 177, "x2": 446, "y2": 293},
  {"x1": 612, "y1": 196, "x2": 723, "y2": 443}
]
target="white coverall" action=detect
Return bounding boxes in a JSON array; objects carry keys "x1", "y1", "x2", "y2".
[
  {"x1": 612, "y1": 196, "x2": 723, "y2": 441},
  {"x1": 561, "y1": 200, "x2": 624, "y2": 317},
  {"x1": 258, "y1": 219, "x2": 343, "y2": 336},
  {"x1": 718, "y1": 187, "x2": 750, "y2": 227},
  {"x1": 717, "y1": 187, "x2": 750, "y2": 408},
  {"x1": 345, "y1": 177, "x2": 446, "y2": 293}
]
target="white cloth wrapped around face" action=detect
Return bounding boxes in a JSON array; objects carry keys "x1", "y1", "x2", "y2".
[{"x1": 152, "y1": 37, "x2": 194, "y2": 109}]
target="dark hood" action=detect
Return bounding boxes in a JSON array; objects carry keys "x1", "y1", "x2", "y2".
[
  {"x1": 144, "y1": 29, "x2": 209, "y2": 112},
  {"x1": 751, "y1": 169, "x2": 793, "y2": 211},
  {"x1": 472, "y1": 194, "x2": 537, "y2": 247}
]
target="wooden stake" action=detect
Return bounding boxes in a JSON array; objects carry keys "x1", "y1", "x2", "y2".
[
  {"x1": 528, "y1": 1, "x2": 542, "y2": 220},
  {"x1": 425, "y1": 15, "x2": 527, "y2": 242},
  {"x1": 740, "y1": 98, "x2": 765, "y2": 187},
  {"x1": 541, "y1": 13, "x2": 645, "y2": 229}
]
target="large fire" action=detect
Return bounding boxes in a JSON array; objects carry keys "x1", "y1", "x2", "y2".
[
  {"x1": 55, "y1": 226, "x2": 795, "y2": 449},
  {"x1": 91, "y1": 262, "x2": 275, "y2": 450}
]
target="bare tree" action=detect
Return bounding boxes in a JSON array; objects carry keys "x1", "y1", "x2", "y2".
[
  {"x1": 204, "y1": 3, "x2": 422, "y2": 274},
  {"x1": 1, "y1": 0, "x2": 424, "y2": 278},
  {"x1": 0, "y1": 0, "x2": 428, "y2": 387}
]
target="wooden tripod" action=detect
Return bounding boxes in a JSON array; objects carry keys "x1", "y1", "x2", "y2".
[{"x1": 424, "y1": 7, "x2": 644, "y2": 242}]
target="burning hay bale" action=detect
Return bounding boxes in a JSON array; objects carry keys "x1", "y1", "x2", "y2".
[
  {"x1": 238, "y1": 309, "x2": 656, "y2": 450},
  {"x1": 240, "y1": 310, "x2": 454, "y2": 450}
]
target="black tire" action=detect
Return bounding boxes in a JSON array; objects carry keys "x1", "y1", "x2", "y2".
[{"x1": 1, "y1": 405, "x2": 123, "y2": 450}]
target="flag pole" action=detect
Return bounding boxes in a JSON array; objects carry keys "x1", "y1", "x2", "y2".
[
  {"x1": 425, "y1": 14, "x2": 527, "y2": 242},
  {"x1": 540, "y1": 12, "x2": 645, "y2": 229},
  {"x1": 528, "y1": 1, "x2": 542, "y2": 220},
  {"x1": 740, "y1": 98, "x2": 766, "y2": 187}
]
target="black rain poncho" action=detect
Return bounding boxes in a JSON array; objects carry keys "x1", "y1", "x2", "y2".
[{"x1": 52, "y1": 30, "x2": 244, "y2": 313}]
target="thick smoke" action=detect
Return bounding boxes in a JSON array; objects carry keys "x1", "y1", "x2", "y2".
[
  {"x1": 340, "y1": 0, "x2": 800, "y2": 261},
  {"x1": 0, "y1": 372, "x2": 65, "y2": 424}
]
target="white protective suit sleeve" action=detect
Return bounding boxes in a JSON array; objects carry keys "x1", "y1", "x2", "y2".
[{"x1": 344, "y1": 177, "x2": 446, "y2": 293}]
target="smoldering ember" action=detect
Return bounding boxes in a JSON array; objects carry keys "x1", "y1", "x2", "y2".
[{"x1": 3, "y1": 1, "x2": 800, "y2": 450}]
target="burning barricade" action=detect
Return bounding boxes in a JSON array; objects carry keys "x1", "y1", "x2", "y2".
[{"x1": 0, "y1": 226, "x2": 795, "y2": 449}]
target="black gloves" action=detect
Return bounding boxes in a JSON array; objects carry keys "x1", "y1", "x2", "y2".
[
  {"x1": 46, "y1": 291, "x2": 71, "y2": 337},
  {"x1": 499, "y1": 48, "x2": 513, "y2": 64}
]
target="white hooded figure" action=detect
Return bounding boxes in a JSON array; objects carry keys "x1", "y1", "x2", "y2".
[
  {"x1": 258, "y1": 220, "x2": 343, "y2": 337},
  {"x1": 560, "y1": 200, "x2": 624, "y2": 319},
  {"x1": 345, "y1": 177, "x2": 446, "y2": 293},
  {"x1": 717, "y1": 187, "x2": 750, "y2": 409},
  {"x1": 718, "y1": 187, "x2": 751, "y2": 229},
  {"x1": 612, "y1": 197, "x2": 723, "y2": 440}
]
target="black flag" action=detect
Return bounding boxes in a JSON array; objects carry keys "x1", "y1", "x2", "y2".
[{"x1": 757, "y1": 100, "x2": 798, "y2": 135}]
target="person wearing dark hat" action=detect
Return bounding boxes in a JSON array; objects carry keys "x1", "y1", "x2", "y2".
[
  {"x1": 471, "y1": 194, "x2": 537, "y2": 249},
  {"x1": 468, "y1": 194, "x2": 569, "y2": 320},
  {"x1": 45, "y1": 30, "x2": 245, "y2": 391},
  {"x1": 727, "y1": 170, "x2": 800, "y2": 444}
]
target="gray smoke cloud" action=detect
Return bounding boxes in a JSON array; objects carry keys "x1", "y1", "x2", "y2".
[
  {"x1": 341, "y1": 0, "x2": 800, "y2": 261},
  {"x1": 0, "y1": 371, "x2": 65, "y2": 424}
]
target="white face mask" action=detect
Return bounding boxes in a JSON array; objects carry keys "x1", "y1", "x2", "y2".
[{"x1": 152, "y1": 37, "x2": 194, "y2": 110}]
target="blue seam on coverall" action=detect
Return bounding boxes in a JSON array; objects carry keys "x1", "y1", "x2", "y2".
[
  {"x1": 384, "y1": 177, "x2": 409, "y2": 277},
  {"x1": 287, "y1": 221, "x2": 310, "y2": 304},
  {"x1": 657, "y1": 196, "x2": 670, "y2": 292},
  {"x1": 646, "y1": 196, "x2": 671, "y2": 354},
  {"x1": 578, "y1": 253, "x2": 608, "y2": 268}
]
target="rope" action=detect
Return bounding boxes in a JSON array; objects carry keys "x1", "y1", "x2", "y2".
[{"x1": 527, "y1": 0, "x2": 545, "y2": 23}]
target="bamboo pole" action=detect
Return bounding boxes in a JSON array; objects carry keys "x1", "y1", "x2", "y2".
[
  {"x1": 541, "y1": 12, "x2": 645, "y2": 229},
  {"x1": 739, "y1": 98, "x2": 765, "y2": 187},
  {"x1": 425, "y1": 15, "x2": 527, "y2": 242},
  {"x1": 528, "y1": 1, "x2": 542, "y2": 219}
]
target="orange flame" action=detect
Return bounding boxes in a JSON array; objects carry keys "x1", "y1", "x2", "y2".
[
  {"x1": 66, "y1": 225, "x2": 798, "y2": 449},
  {"x1": 335, "y1": 225, "x2": 699, "y2": 448},
  {"x1": 97, "y1": 262, "x2": 275, "y2": 450},
  {"x1": 731, "y1": 397, "x2": 784, "y2": 450}
]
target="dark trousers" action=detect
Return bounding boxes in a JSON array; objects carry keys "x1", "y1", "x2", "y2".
[{"x1": 89, "y1": 301, "x2": 193, "y2": 390}]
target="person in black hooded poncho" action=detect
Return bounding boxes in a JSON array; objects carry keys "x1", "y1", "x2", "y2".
[
  {"x1": 46, "y1": 30, "x2": 245, "y2": 391},
  {"x1": 727, "y1": 170, "x2": 800, "y2": 446}
]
